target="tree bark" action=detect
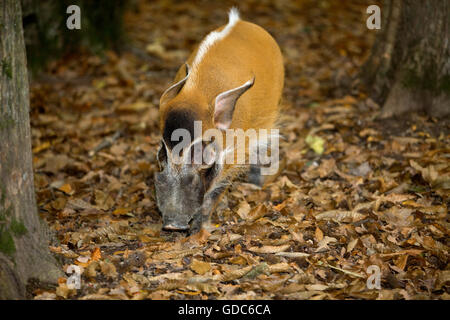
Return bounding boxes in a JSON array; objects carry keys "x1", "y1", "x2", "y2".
[
  {"x1": 362, "y1": 0, "x2": 450, "y2": 118},
  {"x1": 0, "y1": 0, "x2": 61, "y2": 299}
]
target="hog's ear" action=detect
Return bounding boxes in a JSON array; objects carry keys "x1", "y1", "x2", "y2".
[
  {"x1": 160, "y1": 63, "x2": 190, "y2": 104},
  {"x1": 213, "y1": 77, "x2": 255, "y2": 130}
]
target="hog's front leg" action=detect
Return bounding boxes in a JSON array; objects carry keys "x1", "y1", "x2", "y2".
[{"x1": 190, "y1": 185, "x2": 227, "y2": 234}]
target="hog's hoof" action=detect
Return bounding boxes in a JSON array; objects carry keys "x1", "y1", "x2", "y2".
[{"x1": 248, "y1": 165, "x2": 263, "y2": 187}]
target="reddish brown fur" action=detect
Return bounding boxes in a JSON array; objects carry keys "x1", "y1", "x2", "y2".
[{"x1": 159, "y1": 18, "x2": 284, "y2": 138}]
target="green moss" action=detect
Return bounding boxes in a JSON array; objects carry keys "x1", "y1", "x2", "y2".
[
  {"x1": 0, "y1": 114, "x2": 16, "y2": 130},
  {"x1": 0, "y1": 186, "x2": 8, "y2": 221},
  {"x1": 402, "y1": 70, "x2": 421, "y2": 89},
  {"x1": 11, "y1": 218, "x2": 27, "y2": 236},
  {"x1": 440, "y1": 75, "x2": 450, "y2": 93},
  {"x1": 0, "y1": 185, "x2": 4, "y2": 205},
  {"x1": 0, "y1": 206, "x2": 12, "y2": 222},
  {"x1": 0, "y1": 185, "x2": 25, "y2": 256},
  {"x1": 402, "y1": 65, "x2": 450, "y2": 94},
  {"x1": 0, "y1": 186, "x2": 12, "y2": 218},
  {"x1": 1, "y1": 58, "x2": 12, "y2": 79},
  {"x1": 0, "y1": 228, "x2": 16, "y2": 256}
]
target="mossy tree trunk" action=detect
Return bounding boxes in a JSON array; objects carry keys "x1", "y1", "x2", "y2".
[
  {"x1": 0, "y1": 0, "x2": 61, "y2": 299},
  {"x1": 362, "y1": 0, "x2": 449, "y2": 118}
]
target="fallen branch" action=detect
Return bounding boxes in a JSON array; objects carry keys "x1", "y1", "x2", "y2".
[{"x1": 88, "y1": 130, "x2": 122, "y2": 157}]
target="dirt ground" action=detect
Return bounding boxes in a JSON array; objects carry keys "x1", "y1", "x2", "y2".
[{"x1": 30, "y1": 0, "x2": 449, "y2": 300}]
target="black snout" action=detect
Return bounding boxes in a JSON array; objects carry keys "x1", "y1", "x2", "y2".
[{"x1": 162, "y1": 222, "x2": 190, "y2": 231}]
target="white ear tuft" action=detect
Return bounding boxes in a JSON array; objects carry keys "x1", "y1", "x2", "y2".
[{"x1": 228, "y1": 7, "x2": 240, "y2": 24}]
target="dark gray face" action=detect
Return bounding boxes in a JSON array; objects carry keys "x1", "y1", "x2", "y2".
[
  {"x1": 154, "y1": 167, "x2": 204, "y2": 231},
  {"x1": 154, "y1": 142, "x2": 218, "y2": 231}
]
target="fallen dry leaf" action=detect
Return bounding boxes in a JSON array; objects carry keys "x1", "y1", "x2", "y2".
[
  {"x1": 190, "y1": 259, "x2": 212, "y2": 275},
  {"x1": 28, "y1": 0, "x2": 449, "y2": 301}
]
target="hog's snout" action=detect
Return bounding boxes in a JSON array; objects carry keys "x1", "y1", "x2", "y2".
[
  {"x1": 162, "y1": 216, "x2": 191, "y2": 231},
  {"x1": 162, "y1": 223, "x2": 190, "y2": 231}
]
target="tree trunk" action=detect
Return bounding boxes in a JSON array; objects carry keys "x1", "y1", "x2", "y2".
[
  {"x1": 362, "y1": 0, "x2": 449, "y2": 118},
  {"x1": 0, "y1": 0, "x2": 61, "y2": 299}
]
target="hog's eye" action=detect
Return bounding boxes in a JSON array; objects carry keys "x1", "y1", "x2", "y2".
[
  {"x1": 157, "y1": 143, "x2": 168, "y2": 171},
  {"x1": 181, "y1": 174, "x2": 195, "y2": 185},
  {"x1": 202, "y1": 163, "x2": 218, "y2": 186}
]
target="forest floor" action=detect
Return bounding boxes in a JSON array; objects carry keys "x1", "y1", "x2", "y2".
[{"x1": 30, "y1": 0, "x2": 449, "y2": 300}]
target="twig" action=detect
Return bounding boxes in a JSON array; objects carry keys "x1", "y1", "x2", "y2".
[
  {"x1": 88, "y1": 130, "x2": 122, "y2": 157},
  {"x1": 326, "y1": 263, "x2": 365, "y2": 279}
]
